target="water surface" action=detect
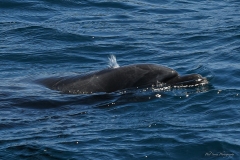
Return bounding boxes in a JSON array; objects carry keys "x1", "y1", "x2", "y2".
[{"x1": 0, "y1": 0, "x2": 240, "y2": 159}]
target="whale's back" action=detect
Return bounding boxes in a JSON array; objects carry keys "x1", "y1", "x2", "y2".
[{"x1": 38, "y1": 64, "x2": 178, "y2": 94}]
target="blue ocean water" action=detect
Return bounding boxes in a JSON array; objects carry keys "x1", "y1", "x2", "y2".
[{"x1": 1, "y1": 0, "x2": 240, "y2": 159}]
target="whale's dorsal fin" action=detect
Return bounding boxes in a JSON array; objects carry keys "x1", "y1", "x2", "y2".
[{"x1": 108, "y1": 55, "x2": 120, "y2": 68}]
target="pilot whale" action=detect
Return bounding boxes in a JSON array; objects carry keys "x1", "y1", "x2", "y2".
[{"x1": 38, "y1": 55, "x2": 208, "y2": 94}]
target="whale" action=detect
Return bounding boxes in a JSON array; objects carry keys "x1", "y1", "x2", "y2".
[{"x1": 38, "y1": 56, "x2": 208, "y2": 94}]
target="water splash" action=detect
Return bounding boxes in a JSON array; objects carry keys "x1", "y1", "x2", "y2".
[{"x1": 108, "y1": 55, "x2": 120, "y2": 68}]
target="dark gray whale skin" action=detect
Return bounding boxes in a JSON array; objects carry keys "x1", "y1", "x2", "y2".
[{"x1": 38, "y1": 64, "x2": 207, "y2": 94}]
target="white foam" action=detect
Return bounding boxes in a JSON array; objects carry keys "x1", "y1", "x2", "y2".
[{"x1": 108, "y1": 55, "x2": 120, "y2": 68}]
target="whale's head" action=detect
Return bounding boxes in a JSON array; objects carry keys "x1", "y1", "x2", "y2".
[
  {"x1": 165, "y1": 73, "x2": 208, "y2": 87},
  {"x1": 135, "y1": 64, "x2": 208, "y2": 87}
]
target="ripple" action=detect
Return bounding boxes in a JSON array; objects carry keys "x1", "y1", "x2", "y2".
[{"x1": 1, "y1": 0, "x2": 240, "y2": 159}]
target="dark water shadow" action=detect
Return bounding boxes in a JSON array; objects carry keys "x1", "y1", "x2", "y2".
[{"x1": 14, "y1": 81, "x2": 212, "y2": 110}]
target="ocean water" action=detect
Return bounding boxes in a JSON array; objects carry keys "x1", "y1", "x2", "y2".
[{"x1": 1, "y1": 0, "x2": 240, "y2": 159}]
